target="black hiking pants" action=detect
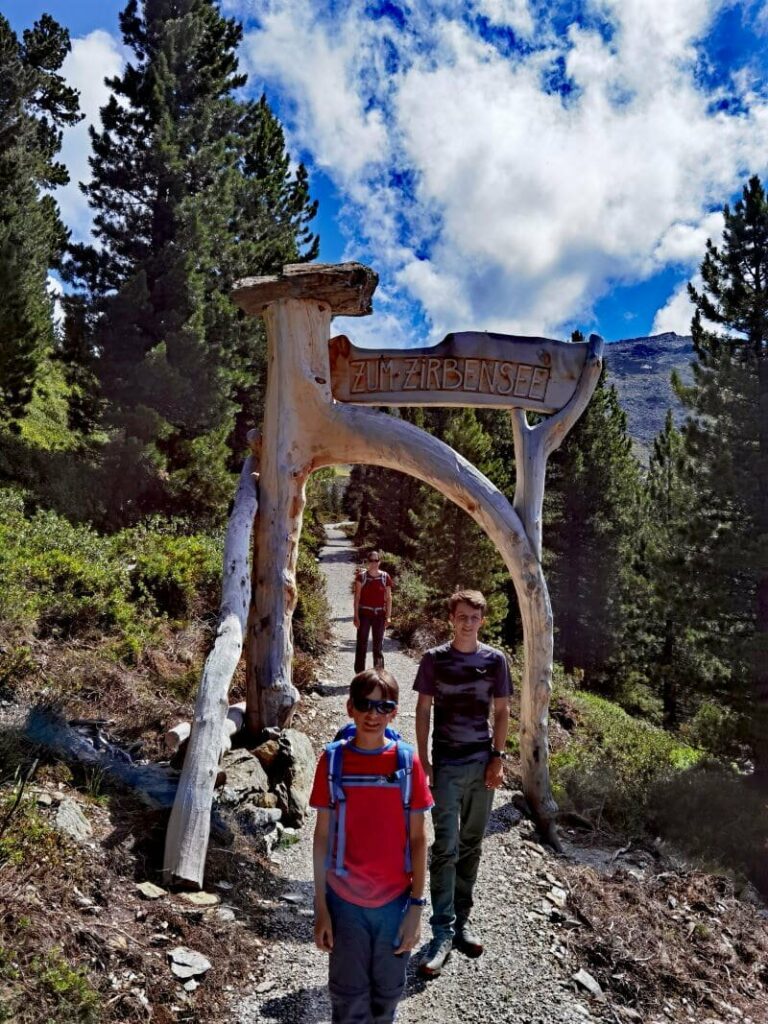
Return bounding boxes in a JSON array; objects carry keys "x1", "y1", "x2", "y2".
[{"x1": 354, "y1": 609, "x2": 386, "y2": 674}]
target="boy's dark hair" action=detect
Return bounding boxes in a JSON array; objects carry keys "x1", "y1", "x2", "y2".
[
  {"x1": 349, "y1": 668, "x2": 399, "y2": 704},
  {"x1": 448, "y1": 589, "x2": 487, "y2": 615}
]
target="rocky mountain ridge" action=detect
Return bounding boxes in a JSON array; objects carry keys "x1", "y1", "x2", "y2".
[{"x1": 604, "y1": 331, "x2": 694, "y2": 452}]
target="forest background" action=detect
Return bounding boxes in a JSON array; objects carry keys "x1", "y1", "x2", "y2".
[{"x1": 0, "y1": 1, "x2": 766, "y2": 1015}]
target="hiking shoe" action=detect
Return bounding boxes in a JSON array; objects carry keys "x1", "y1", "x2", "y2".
[
  {"x1": 417, "y1": 936, "x2": 453, "y2": 977},
  {"x1": 453, "y1": 920, "x2": 483, "y2": 958}
]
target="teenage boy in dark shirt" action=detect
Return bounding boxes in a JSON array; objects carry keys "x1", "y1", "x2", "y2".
[
  {"x1": 311, "y1": 668, "x2": 433, "y2": 1023},
  {"x1": 413, "y1": 589, "x2": 511, "y2": 977}
]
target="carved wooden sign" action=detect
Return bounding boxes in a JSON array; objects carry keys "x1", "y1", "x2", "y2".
[{"x1": 329, "y1": 332, "x2": 589, "y2": 413}]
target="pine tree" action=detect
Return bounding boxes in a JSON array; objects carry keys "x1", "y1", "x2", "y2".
[
  {"x1": 0, "y1": 14, "x2": 80, "y2": 427},
  {"x1": 639, "y1": 411, "x2": 727, "y2": 727},
  {"x1": 676, "y1": 176, "x2": 768, "y2": 778},
  {"x1": 545, "y1": 364, "x2": 644, "y2": 688},
  {"x1": 411, "y1": 409, "x2": 509, "y2": 637},
  {"x1": 64, "y1": 0, "x2": 317, "y2": 522}
]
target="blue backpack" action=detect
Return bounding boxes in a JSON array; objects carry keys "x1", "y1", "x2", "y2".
[{"x1": 325, "y1": 723, "x2": 415, "y2": 878}]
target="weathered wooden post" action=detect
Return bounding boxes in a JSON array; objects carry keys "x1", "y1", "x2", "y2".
[{"x1": 233, "y1": 265, "x2": 379, "y2": 735}]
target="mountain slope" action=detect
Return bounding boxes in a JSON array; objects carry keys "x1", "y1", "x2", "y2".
[{"x1": 603, "y1": 331, "x2": 694, "y2": 452}]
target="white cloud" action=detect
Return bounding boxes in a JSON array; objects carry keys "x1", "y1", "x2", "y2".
[
  {"x1": 653, "y1": 212, "x2": 724, "y2": 265},
  {"x1": 474, "y1": 0, "x2": 535, "y2": 36},
  {"x1": 651, "y1": 278, "x2": 698, "y2": 335},
  {"x1": 57, "y1": 30, "x2": 125, "y2": 241},
  {"x1": 241, "y1": 8, "x2": 388, "y2": 177},
  {"x1": 47, "y1": 275, "x2": 64, "y2": 327},
  {"x1": 228, "y1": 2, "x2": 768, "y2": 338}
]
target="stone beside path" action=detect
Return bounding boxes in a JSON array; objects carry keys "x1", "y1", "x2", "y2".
[{"x1": 234, "y1": 524, "x2": 609, "y2": 1024}]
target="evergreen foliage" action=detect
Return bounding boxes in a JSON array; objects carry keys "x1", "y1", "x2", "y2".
[
  {"x1": 635, "y1": 412, "x2": 727, "y2": 728},
  {"x1": 0, "y1": 14, "x2": 80, "y2": 426},
  {"x1": 545, "y1": 361, "x2": 644, "y2": 688},
  {"x1": 64, "y1": 0, "x2": 318, "y2": 524},
  {"x1": 675, "y1": 175, "x2": 768, "y2": 778}
]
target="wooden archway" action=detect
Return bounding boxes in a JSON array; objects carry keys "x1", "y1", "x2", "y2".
[{"x1": 164, "y1": 263, "x2": 602, "y2": 887}]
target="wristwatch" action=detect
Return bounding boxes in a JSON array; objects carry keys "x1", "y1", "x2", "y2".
[
  {"x1": 490, "y1": 748, "x2": 508, "y2": 760},
  {"x1": 409, "y1": 896, "x2": 428, "y2": 907}
]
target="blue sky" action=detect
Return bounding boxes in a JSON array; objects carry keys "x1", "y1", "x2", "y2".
[{"x1": 6, "y1": 0, "x2": 768, "y2": 345}]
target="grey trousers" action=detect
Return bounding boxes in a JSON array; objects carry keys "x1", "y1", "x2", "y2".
[
  {"x1": 327, "y1": 887, "x2": 410, "y2": 1024},
  {"x1": 429, "y1": 760, "x2": 494, "y2": 939}
]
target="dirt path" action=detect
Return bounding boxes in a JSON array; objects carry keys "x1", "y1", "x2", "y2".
[{"x1": 235, "y1": 525, "x2": 608, "y2": 1024}]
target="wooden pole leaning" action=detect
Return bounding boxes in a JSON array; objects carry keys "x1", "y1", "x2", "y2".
[{"x1": 163, "y1": 455, "x2": 258, "y2": 887}]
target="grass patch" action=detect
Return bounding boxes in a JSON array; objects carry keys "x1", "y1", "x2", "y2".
[{"x1": 550, "y1": 687, "x2": 702, "y2": 834}]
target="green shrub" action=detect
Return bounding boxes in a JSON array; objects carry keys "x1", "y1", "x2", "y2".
[
  {"x1": 550, "y1": 688, "x2": 702, "y2": 833},
  {"x1": 118, "y1": 524, "x2": 221, "y2": 619},
  {"x1": 681, "y1": 700, "x2": 747, "y2": 761},
  {"x1": 31, "y1": 948, "x2": 101, "y2": 1023},
  {"x1": 0, "y1": 796, "x2": 63, "y2": 868},
  {"x1": 390, "y1": 568, "x2": 430, "y2": 646},
  {"x1": 293, "y1": 547, "x2": 331, "y2": 657},
  {"x1": 0, "y1": 486, "x2": 223, "y2": 660}
]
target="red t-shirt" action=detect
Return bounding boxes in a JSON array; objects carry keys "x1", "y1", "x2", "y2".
[{"x1": 310, "y1": 742, "x2": 433, "y2": 908}]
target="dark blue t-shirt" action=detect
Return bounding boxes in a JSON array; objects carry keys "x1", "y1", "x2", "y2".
[{"x1": 413, "y1": 642, "x2": 511, "y2": 765}]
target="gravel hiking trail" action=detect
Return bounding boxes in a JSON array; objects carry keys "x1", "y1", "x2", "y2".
[{"x1": 235, "y1": 524, "x2": 609, "y2": 1024}]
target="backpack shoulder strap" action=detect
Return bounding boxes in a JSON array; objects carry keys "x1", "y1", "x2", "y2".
[
  {"x1": 324, "y1": 738, "x2": 349, "y2": 877},
  {"x1": 394, "y1": 741, "x2": 414, "y2": 872}
]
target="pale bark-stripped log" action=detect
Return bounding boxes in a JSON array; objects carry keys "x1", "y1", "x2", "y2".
[
  {"x1": 163, "y1": 458, "x2": 258, "y2": 887},
  {"x1": 243, "y1": 266, "x2": 377, "y2": 735},
  {"x1": 163, "y1": 701, "x2": 247, "y2": 755},
  {"x1": 509, "y1": 334, "x2": 604, "y2": 847}
]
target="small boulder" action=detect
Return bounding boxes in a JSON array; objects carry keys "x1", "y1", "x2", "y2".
[
  {"x1": 252, "y1": 739, "x2": 280, "y2": 768},
  {"x1": 237, "y1": 804, "x2": 282, "y2": 834},
  {"x1": 572, "y1": 968, "x2": 605, "y2": 1001},
  {"x1": 54, "y1": 798, "x2": 92, "y2": 842},
  {"x1": 276, "y1": 728, "x2": 315, "y2": 827},
  {"x1": 137, "y1": 882, "x2": 167, "y2": 900},
  {"x1": 168, "y1": 946, "x2": 211, "y2": 980},
  {"x1": 217, "y1": 749, "x2": 269, "y2": 805}
]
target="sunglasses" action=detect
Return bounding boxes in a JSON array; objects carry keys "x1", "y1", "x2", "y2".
[
  {"x1": 352, "y1": 697, "x2": 397, "y2": 714},
  {"x1": 368, "y1": 557, "x2": 380, "y2": 563}
]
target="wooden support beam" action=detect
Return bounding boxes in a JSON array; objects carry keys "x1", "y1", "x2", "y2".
[{"x1": 163, "y1": 457, "x2": 258, "y2": 888}]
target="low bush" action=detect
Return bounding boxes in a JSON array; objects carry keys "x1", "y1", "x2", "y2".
[
  {"x1": 389, "y1": 567, "x2": 430, "y2": 646},
  {"x1": 0, "y1": 486, "x2": 222, "y2": 661},
  {"x1": 293, "y1": 547, "x2": 331, "y2": 657},
  {"x1": 550, "y1": 688, "x2": 702, "y2": 834}
]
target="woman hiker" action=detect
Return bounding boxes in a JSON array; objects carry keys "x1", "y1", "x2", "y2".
[{"x1": 353, "y1": 549, "x2": 393, "y2": 673}]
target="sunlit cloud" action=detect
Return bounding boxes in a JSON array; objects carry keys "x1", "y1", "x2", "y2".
[
  {"x1": 57, "y1": 30, "x2": 125, "y2": 242},
  {"x1": 231, "y1": 0, "x2": 768, "y2": 344}
]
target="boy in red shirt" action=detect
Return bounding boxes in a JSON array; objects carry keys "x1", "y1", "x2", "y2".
[{"x1": 311, "y1": 668, "x2": 433, "y2": 1024}]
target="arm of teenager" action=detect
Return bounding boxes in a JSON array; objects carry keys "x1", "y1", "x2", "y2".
[
  {"x1": 394, "y1": 812, "x2": 427, "y2": 954},
  {"x1": 415, "y1": 693, "x2": 433, "y2": 787},
  {"x1": 353, "y1": 576, "x2": 361, "y2": 629},
  {"x1": 312, "y1": 810, "x2": 334, "y2": 951},
  {"x1": 485, "y1": 696, "x2": 510, "y2": 789}
]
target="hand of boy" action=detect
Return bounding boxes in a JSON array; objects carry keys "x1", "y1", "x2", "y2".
[
  {"x1": 393, "y1": 905, "x2": 422, "y2": 955},
  {"x1": 484, "y1": 757, "x2": 504, "y2": 789},
  {"x1": 314, "y1": 907, "x2": 334, "y2": 951}
]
